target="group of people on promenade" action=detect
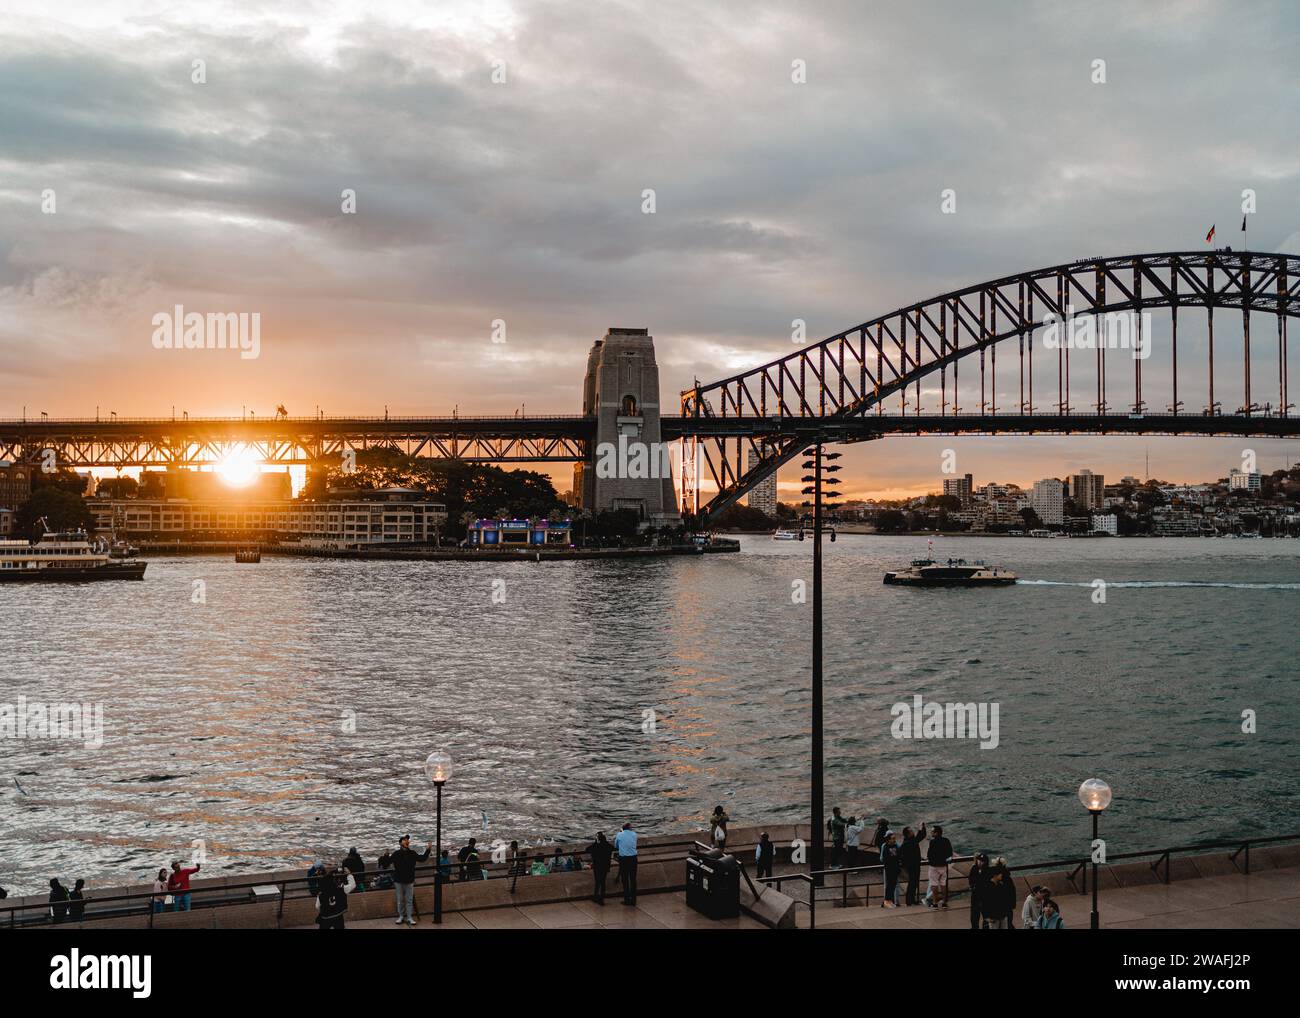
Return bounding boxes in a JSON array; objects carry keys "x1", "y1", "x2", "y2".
[
  {"x1": 305, "y1": 823, "x2": 644, "y2": 929},
  {"x1": 44, "y1": 860, "x2": 202, "y2": 923},
  {"x1": 829, "y1": 811, "x2": 1065, "y2": 928},
  {"x1": 828, "y1": 808, "x2": 951, "y2": 908},
  {"x1": 30, "y1": 810, "x2": 1063, "y2": 930}
]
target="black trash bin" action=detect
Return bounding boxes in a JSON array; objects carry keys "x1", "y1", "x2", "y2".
[{"x1": 685, "y1": 847, "x2": 741, "y2": 919}]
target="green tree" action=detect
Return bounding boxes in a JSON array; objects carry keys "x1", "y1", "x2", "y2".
[
  {"x1": 32, "y1": 467, "x2": 89, "y2": 496},
  {"x1": 875, "y1": 509, "x2": 907, "y2": 533},
  {"x1": 713, "y1": 503, "x2": 775, "y2": 530},
  {"x1": 139, "y1": 472, "x2": 166, "y2": 498},
  {"x1": 96, "y1": 476, "x2": 139, "y2": 499},
  {"x1": 15, "y1": 487, "x2": 94, "y2": 540}
]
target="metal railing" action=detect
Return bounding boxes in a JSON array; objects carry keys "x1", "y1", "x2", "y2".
[
  {"x1": 759, "y1": 856, "x2": 974, "y2": 929},
  {"x1": 0, "y1": 835, "x2": 750, "y2": 929}
]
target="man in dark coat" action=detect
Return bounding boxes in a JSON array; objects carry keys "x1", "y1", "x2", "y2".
[
  {"x1": 968, "y1": 853, "x2": 991, "y2": 929},
  {"x1": 899, "y1": 823, "x2": 927, "y2": 905},
  {"x1": 586, "y1": 832, "x2": 614, "y2": 904},
  {"x1": 315, "y1": 870, "x2": 349, "y2": 930},
  {"x1": 389, "y1": 834, "x2": 431, "y2": 925}
]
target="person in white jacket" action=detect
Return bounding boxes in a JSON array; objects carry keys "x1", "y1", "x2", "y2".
[
  {"x1": 1022, "y1": 884, "x2": 1048, "y2": 928},
  {"x1": 845, "y1": 817, "x2": 866, "y2": 868}
]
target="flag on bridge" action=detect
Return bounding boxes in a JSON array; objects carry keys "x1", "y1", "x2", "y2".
[{"x1": 1205, "y1": 224, "x2": 1216, "y2": 244}]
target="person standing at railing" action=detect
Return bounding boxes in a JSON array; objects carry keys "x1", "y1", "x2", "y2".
[
  {"x1": 151, "y1": 869, "x2": 169, "y2": 914},
  {"x1": 709, "y1": 806, "x2": 730, "y2": 850},
  {"x1": 68, "y1": 878, "x2": 87, "y2": 921},
  {"x1": 755, "y1": 832, "x2": 775, "y2": 879},
  {"x1": 967, "y1": 853, "x2": 991, "y2": 929},
  {"x1": 457, "y1": 837, "x2": 481, "y2": 881},
  {"x1": 845, "y1": 816, "x2": 865, "y2": 869},
  {"x1": 981, "y1": 862, "x2": 1015, "y2": 929},
  {"x1": 899, "y1": 823, "x2": 927, "y2": 905},
  {"x1": 342, "y1": 847, "x2": 366, "y2": 892},
  {"x1": 991, "y1": 857, "x2": 1017, "y2": 929},
  {"x1": 925, "y1": 824, "x2": 953, "y2": 909},
  {"x1": 869, "y1": 817, "x2": 890, "y2": 863},
  {"x1": 614, "y1": 822, "x2": 638, "y2": 905},
  {"x1": 828, "y1": 807, "x2": 847, "y2": 868},
  {"x1": 588, "y1": 832, "x2": 614, "y2": 904},
  {"x1": 48, "y1": 878, "x2": 69, "y2": 923},
  {"x1": 167, "y1": 859, "x2": 201, "y2": 912},
  {"x1": 389, "y1": 834, "x2": 431, "y2": 926},
  {"x1": 879, "y1": 832, "x2": 902, "y2": 908}
]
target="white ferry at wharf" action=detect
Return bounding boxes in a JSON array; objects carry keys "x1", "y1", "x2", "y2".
[{"x1": 0, "y1": 527, "x2": 147, "y2": 582}]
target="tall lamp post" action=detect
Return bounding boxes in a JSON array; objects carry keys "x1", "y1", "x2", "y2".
[
  {"x1": 800, "y1": 443, "x2": 841, "y2": 881},
  {"x1": 425, "y1": 751, "x2": 453, "y2": 924},
  {"x1": 1078, "y1": 777, "x2": 1112, "y2": 930}
]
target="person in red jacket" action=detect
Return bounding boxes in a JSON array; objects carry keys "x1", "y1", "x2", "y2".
[{"x1": 167, "y1": 859, "x2": 201, "y2": 912}]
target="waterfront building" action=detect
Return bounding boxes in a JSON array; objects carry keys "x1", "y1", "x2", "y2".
[
  {"x1": 87, "y1": 488, "x2": 448, "y2": 545},
  {"x1": 1069, "y1": 469, "x2": 1105, "y2": 511},
  {"x1": 0, "y1": 507, "x2": 13, "y2": 536},
  {"x1": 1030, "y1": 478, "x2": 1065, "y2": 525},
  {"x1": 943, "y1": 472, "x2": 974, "y2": 505},
  {"x1": 1091, "y1": 513, "x2": 1119, "y2": 535},
  {"x1": 1152, "y1": 507, "x2": 1204, "y2": 536},
  {"x1": 0, "y1": 461, "x2": 32, "y2": 510},
  {"x1": 746, "y1": 448, "x2": 778, "y2": 517},
  {"x1": 1229, "y1": 468, "x2": 1262, "y2": 492},
  {"x1": 466, "y1": 518, "x2": 574, "y2": 546}
]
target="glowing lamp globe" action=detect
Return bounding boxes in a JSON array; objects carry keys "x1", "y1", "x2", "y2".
[
  {"x1": 424, "y1": 751, "x2": 453, "y2": 785},
  {"x1": 1078, "y1": 778, "x2": 1112, "y2": 813}
]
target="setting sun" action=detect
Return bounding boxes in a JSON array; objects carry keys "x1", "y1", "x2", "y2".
[{"x1": 215, "y1": 445, "x2": 262, "y2": 487}]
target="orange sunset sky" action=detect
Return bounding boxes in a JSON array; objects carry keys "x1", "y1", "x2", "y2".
[{"x1": 2, "y1": 1, "x2": 1299, "y2": 499}]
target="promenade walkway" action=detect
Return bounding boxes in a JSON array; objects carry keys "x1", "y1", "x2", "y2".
[
  {"x1": 10, "y1": 826, "x2": 1297, "y2": 930},
  {"x1": 804, "y1": 863, "x2": 1300, "y2": 930},
  {"x1": 287, "y1": 863, "x2": 1300, "y2": 931}
]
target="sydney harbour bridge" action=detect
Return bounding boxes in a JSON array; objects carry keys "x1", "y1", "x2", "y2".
[{"x1": 3, "y1": 250, "x2": 1298, "y2": 522}]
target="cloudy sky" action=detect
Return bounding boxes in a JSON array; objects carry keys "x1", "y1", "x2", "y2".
[{"x1": 1, "y1": 0, "x2": 1298, "y2": 498}]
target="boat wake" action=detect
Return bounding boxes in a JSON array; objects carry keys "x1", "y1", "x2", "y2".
[{"x1": 1016, "y1": 579, "x2": 1300, "y2": 590}]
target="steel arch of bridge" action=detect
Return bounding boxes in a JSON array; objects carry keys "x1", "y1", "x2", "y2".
[{"x1": 679, "y1": 250, "x2": 1300, "y2": 519}]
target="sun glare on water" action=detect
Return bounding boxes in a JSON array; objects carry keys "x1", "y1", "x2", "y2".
[{"x1": 215, "y1": 446, "x2": 262, "y2": 487}]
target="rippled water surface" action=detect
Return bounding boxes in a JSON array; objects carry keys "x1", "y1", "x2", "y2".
[{"x1": 1, "y1": 535, "x2": 1297, "y2": 895}]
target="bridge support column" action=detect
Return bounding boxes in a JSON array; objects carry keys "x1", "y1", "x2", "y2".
[{"x1": 575, "y1": 328, "x2": 680, "y2": 528}]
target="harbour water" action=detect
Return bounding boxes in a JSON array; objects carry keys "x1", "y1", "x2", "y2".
[{"x1": 1, "y1": 535, "x2": 1297, "y2": 895}]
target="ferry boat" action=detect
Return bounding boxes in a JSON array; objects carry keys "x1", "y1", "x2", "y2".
[
  {"x1": 0, "y1": 530, "x2": 148, "y2": 582},
  {"x1": 883, "y1": 556, "x2": 1016, "y2": 587},
  {"x1": 772, "y1": 529, "x2": 801, "y2": 541}
]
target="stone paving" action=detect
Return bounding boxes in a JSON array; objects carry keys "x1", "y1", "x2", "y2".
[
  {"x1": 297, "y1": 864, "x2": 1300, "y2": 930},
  {"x1": 326, "y1": 893, "x2": 767, "y2": 930}
]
